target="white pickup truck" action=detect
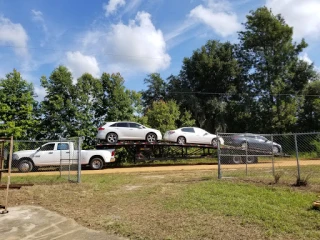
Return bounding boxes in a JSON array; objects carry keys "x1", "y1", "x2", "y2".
[{"x1": 12, "y1": 142, "x2": 115, "y2": 172}]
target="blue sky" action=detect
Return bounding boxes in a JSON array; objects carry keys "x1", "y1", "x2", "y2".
[{"x1": 0, "y1": 0, "x2": 320, "y2": 99}]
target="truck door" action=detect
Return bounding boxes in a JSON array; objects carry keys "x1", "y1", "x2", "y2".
[
  {"x1": 33, "y1": 143, "x2": 58, "y2": 166},
  {"x1": 57, "y1": 143, "x2": 73, "y2": 166}
]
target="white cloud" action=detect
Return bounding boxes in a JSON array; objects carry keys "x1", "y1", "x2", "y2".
[
  {"x1": 266, "y1": 0, "x2": 320, "y2": 39},
  {"x1": 34, "y1": 85, "x2": 47, "y2": 101},
  {"x1": 0, "y1": 16, "x2": 28, "y2": 56},
  {"x1": 189, "y1": 0, "x2": 242, "y2": 37},
  {"x1": 299, "y1": 53, "x2": 313, "y2": 65},
  {"x1": 105, "y1": 11, "x2": 170, "y2": 73},
  {"x1": 65, "y1": 51, "x2": 100, "y2": 81},
  {"x1": 103, "y1": 0, "x2": 126, "y2": 16},
  {"x1": 298, "y1": 53, "x2": 320, "y2": 73},
  {"x1": 82, "y1": 11, "x2": 170, "y2": 73},
  {"x1": 31, "y1": 10, "x2": 43, "y2": 21},
  {"x1": 164, "y1": 20, "x2": 196, "y2": 42},
  {"x1": 121, "y1": 0, "x2": 142, "y2": 16},
  {"x1": 31, "y1": 10, "x2": 49, "y2": 47},
  {"x1": 31, "y1": 10, "x2": 48, "y2": 33}
]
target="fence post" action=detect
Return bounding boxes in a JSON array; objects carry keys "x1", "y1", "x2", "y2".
[
  {"x1": 3, "y1": 136, "x2": 13, "y2": 213},
  {"x1": 294, "y1": 134, "x2": 301, "y2": 181},
  {"x1": 271, "y1": 134, "x2": 275, "y2": 176},
  {"x1": 217, "y1": 133, "x2": 221, "y2": 179},
  {"x1": 245, "y1": 136, "x2": 248, "y2": 176},
  {"x1": 77, "y1": 137, "x2": 82, "y2": 183}
]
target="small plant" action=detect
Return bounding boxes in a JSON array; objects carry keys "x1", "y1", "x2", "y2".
[
  {"x1": 273, "y1": 171, "x2": 283, "y2": 184},
  {"x1": 294, "y1": 173, "x2": 312, "y2": 187}
]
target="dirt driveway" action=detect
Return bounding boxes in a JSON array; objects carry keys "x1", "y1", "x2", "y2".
[{"x1": 9, "y1": 159, "x2": 320, "y2": 176}]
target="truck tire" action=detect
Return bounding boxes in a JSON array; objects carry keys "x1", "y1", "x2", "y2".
[
  {"x1": 89, "y1": 157, "x2": 104, "y2": 170},
  {"x1": 18, "y1": 159, "x2": 33, "y2": 173}
]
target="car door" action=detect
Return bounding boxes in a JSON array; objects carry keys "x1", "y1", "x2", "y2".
[
  {"x1": 181, "y1": 128, "x2": 197, "y2": 143},
  {"x1": 116, "y1": 122, "x2": 130, "y2": 139},
  {"x1": 199, "y1": 129, "x2": 213, "y2": 144},
  {"x1": 128, "y1": 122, "x2": 144, "y2": 139},
  {"x1": 244, "y1": 135, "x2": 258, "y2": 149},
  {"x1": 33, "y1": 143, "x2": 59, "y2": 166},
  {"x1": 194, "y1": 128, "x2": 207, "y2": 144},
  {"x1": 256, "y1": 136, "x2": 272, "y2": 151}
]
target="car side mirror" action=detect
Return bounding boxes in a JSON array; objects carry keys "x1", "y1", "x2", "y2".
[{"x1": 204, "y1": 133, "x2": 208, "y2": 136}]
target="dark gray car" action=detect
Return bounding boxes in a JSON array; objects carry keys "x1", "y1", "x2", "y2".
[{"x1": 227, "y1": 134, "x2": 282, "y2": 154}]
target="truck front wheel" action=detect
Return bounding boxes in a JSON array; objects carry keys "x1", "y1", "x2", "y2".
[
  {"x1": 89, "y1": 157, "x2": 104, "y2": 170},
  {"x1": 18, "y1": 159, "x2": 33, "y2": 173}
]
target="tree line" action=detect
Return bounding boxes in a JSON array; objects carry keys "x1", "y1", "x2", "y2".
[{"x1": 1, "y1": 7, "x2": 320, "y2": 147}]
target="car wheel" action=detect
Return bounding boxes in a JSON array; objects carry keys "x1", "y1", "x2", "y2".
[
  {"x1": 231, "y1": 156, "x2": 242, "y2": 164},
  {"x1": 146, "y1": 133, "x2": 157, "y2": 143},
  {"x1": 18, "y1": 159, "x2": 33, "y2": 173},
  {"x1": 177, "y1": 136, "x2": 186, "y2": 144},
  {"x1": 272, "y1": 146, "x2": 280, "y2": 154},
  {"x1": 89, "y1": 157, "x2": 104, "y2": 170},
  {"x1": 106, "y1": 132, "x2": 118, "y2": 143},
  {"x1": 212, "y1": 138, "x2": 220, "y2": 148},
  {"x1": 242, "y1": 156, "x2": 258, "y2": 164}
]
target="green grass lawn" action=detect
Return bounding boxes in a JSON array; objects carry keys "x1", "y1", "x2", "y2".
[{"x1": 5, "y1": 166, "x2": 320, "y2": 240}]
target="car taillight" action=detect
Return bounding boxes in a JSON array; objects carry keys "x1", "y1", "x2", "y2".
[
  {"x1": 111, "y1": 151, "x2": 115, "y2": 156},
  {"x1": 98, "y1": 127, "x2": 105, "y2": 130},
  {"x1": 169, "y1": 130, "x2": 175, "y2": 134}
]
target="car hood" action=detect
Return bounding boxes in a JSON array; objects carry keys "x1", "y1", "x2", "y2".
[{"x1": 146, "y1": 127, "x2": 161, "y2": 133}]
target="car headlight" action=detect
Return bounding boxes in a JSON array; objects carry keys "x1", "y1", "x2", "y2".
[{"x1": 12, "y1": 154, "x2": 19, "y2": 161}]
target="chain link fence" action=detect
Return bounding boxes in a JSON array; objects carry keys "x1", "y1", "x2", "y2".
[
  {"x1": 217, "y1": 132, "x2": 320, "y2": 186},
  {"x1": 0, "y1": 138, "x2": 81, "y2": 184}
]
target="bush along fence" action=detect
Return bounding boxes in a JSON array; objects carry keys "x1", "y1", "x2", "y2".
[{"x1": 216, "y1": 132, "x2": 320, "y2": 185}]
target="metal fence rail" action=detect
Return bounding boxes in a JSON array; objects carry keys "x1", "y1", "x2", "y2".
[{"x1": 217, "y1": 132, "x2": 320, "y2": 185}]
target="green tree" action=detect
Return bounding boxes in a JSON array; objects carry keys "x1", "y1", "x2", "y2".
[
  {"x1": 238, "y1": 7, "x2": 317, "y2": 133},
  {"x1": 74, "y1": 73, "x2": 101, "y2": 147},
  {"x1": 39, "y1": 66, "x2": 77, "y2": 139},
  {"x1": 141, "y1": 73, "x2": 167, "y2": 109},
  {"x1": 167, "y1": 40, "x2": 241, "y2": 133},
  {"x1": 95, "y1": 73, "x2": 138, "y2": 127},
  {"x1": 129, "y1": 90, "x2": 149, "y2": 126},
  {"x1": 179, "y1": 110, "x2": 196, "y2": 127},
  {"x1": 146, "y1": 100, "x2": 180, "y2": 133},
  {"x1": 299, "y1": 79, "x2": 320, "y2": 131},
  {"x1": 0, "y1": 69, "x2": 37, "y2": 139}
]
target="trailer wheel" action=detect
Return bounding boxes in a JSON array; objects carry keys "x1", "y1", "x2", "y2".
[
  {"x1": 242, "y1": 156, "x2": 258, "y2": 164},
  {"x1": 231, "y1": 156, "x2": 242, "y2": 164},
  {"x1": 89, "y1": 157, "x2": 104, "y2": 170},
  {"x1": 18, "y1": 159, "x2": 33, "y2": 173}
]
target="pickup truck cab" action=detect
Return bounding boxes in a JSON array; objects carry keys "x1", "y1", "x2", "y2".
[{"x1": 12, "y1": 142, "x2": 115, "y2": 172}]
